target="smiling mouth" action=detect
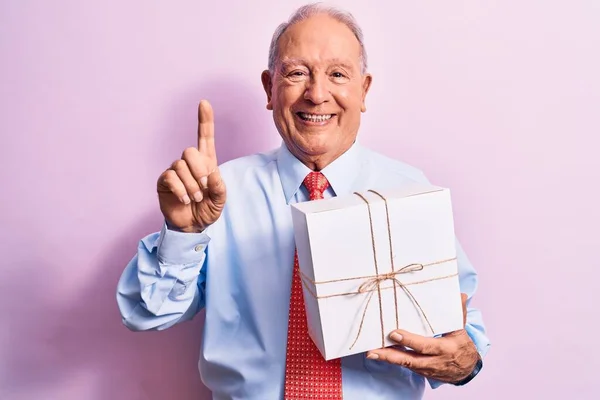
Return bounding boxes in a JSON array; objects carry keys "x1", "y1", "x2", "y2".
[{"x1": 296, "y1": 112, "x2": 335, "y2": 122}]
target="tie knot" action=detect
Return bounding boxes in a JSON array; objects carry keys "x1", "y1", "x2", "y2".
[{"x1": 303, "y1": 171, "x2": 330, "y2": 200}]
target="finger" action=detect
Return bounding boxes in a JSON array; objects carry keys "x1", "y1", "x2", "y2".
[
  {"x1": 171, "y1": 159, "x2": 203, "y2": 203},
  {"x1": 389, "y1": 330, "x2": 443, "y2": 356},
  {"x1": 197, "y1": 100, "x2": 216, "y2": 160},
  {"x1": 206, "y1": 167, "x2": 226, "y2": 204},
  {"x1": 461, "y1": 293, "x2": 468, "y2": 326},
  {"x1": 367, "y1": 347, "x2": 430, "y2": 370},
  {"x1": 181, "y1": 147, "x2": 214, "y2": 190},
  {"x1": 158, "y1": 169, "x2": 191, "y2": 204}
]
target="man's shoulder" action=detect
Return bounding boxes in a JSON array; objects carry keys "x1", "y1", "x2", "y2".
[{"x1": 361, "y1": 146, "x2": 430, "y2": 184}]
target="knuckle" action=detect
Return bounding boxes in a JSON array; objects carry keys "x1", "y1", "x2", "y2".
[
  {"x1": 158, "y1": 170, "x2": 169, "y2": 184},
  {"x1": 163, "y1": 170, "x2": 180, "y2": 187},
  {"x1": 160, "y1": 169, "x2": 174, "y2": 183},
  {"x1": 431, "y1": 341, "x2": 444, "y2": 353},
  {"x1": 182, "y1": 147, "x2": 197, "y2": 160},
  {"x1": 446, "y1": 341, "x2": 460, "y2": 354},
  {"x1": 171, "y1": 159, "x2": 186, "y2": 171}
]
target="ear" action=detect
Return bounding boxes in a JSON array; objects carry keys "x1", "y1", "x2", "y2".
[
  {"x1": 360, "y1": 73, "x2": 373, "y2": 113},
  {"x1": 261, "y1": 70, "x2": 274, "y2": 110}
]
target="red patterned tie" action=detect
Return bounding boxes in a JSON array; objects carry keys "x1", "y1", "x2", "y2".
[{"x1": 284, "y1": 171, "x2": 343, "y2": 399}]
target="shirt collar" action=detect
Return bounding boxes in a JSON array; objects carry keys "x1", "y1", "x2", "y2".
[{"x1": 276, "y1": 140, "x2": 364, "y2": 204}]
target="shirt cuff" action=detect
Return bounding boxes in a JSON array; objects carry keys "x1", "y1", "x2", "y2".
[
  {"x1": 427, "y1": 324, "x2": 491, "y2": 389},
  {"x1": 466, "y1": 322, "x2": 491, "y2": 359},
  {"x1": 156, "y1": 222, "x2": 211, "y2": 265}
]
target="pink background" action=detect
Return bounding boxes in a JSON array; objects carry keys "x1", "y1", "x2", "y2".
[{"x1": 1, "y1": 1, "x2": 598, "y2": 399}]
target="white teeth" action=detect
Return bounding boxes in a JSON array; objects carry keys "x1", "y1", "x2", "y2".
[{"x1": 299, "y1": 113, "x2": 333, "y2": 122}]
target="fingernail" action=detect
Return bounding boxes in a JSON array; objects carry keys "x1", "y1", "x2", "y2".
[
  {"x1": 390, "y1": 333, "x2": 403, "y2": 342},
  {"x1": 200, "y1": 176, "x2": 208, "y2": 189},
  {"x1": 193, "y1": 191, "x2": 203, "y2": 202},
  {"x1": 367, "y1": 353, "x2": 379, "y2": 360},
  {"x1": 181, "y1": 194, "x2": 191, "y2": 204}
]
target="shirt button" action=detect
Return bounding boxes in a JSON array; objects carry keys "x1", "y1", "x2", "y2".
[{"x1": 194, "y1": 244, "x2": 204, "y2": 252}]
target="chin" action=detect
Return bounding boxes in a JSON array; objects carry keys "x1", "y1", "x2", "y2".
[{"x1": 294, "y1": 135, "x2": 336, "y2": 156}]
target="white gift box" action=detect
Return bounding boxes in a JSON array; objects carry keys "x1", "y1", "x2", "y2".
[{"x1": 290, "y1": 183, "x2": 464, "y2": 360}]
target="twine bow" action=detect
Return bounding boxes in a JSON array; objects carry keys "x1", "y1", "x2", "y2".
[
  {"x1": 350, "y1": 262, "x2": 435, "y2": 350},
  {"x1": 357, "y1": 264, "x2": 424, "y2": 293}
]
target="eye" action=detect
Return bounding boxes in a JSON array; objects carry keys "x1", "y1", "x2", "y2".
[
  {"x1": 286, "y1": 70, "x2": 309, "y2": 82},
  {"x1": 288, "y1": 70, "x2": 307, "y2": 77},
  {"x1": 331, "y1": 71, "x2": 350, "y2": 82}
]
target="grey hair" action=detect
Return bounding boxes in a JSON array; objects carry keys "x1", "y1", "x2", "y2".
[{"x1": 267, "y1": 3, "x2": 368, "y2": 74}]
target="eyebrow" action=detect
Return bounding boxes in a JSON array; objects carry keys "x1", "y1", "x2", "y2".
[{"x1": 279, "y1": 58, "x2": 355, "y2": 71}]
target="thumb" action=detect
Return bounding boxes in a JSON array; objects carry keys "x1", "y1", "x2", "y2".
[{"x1": 206, "y1": 168, "x2": 226, "y2": 204}]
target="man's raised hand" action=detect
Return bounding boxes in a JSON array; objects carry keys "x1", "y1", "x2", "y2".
[{"x1": 157, "y1": 100, "x2": 226, "y2": 233}]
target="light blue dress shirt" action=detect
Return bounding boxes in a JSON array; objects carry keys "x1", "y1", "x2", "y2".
[{"x1": 116, "y1": 142, "x2": 490, "y2": 400}]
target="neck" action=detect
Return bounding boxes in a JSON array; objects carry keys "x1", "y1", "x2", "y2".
[{"x1": 300, "y1": 155, "x2": 338, "y2": 171}]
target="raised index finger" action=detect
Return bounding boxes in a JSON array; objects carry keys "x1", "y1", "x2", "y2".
[{"x1": 198, "y1": 100, "x2": 216, "y2": 160}]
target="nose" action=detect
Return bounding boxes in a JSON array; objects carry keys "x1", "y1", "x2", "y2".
[{"x1": 304, "y1": 74, "x2": 330, "y2": 105}]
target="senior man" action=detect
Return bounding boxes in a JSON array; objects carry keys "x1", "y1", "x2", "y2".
[{"x1": 117, "y1": 3, "x2": 490, "y2": 399}]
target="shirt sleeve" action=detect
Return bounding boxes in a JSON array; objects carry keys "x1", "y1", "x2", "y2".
[
  {"x1": 116, "y1": 223, "x2": 211, "y2": 331},
  {"x1": 427, "y1": 238, "x2": 492, "y2": 389}
]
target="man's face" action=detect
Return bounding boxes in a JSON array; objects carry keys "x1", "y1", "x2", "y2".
[{"x1": 262, "y1": 14, "x2": 372, "y2": 168}]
